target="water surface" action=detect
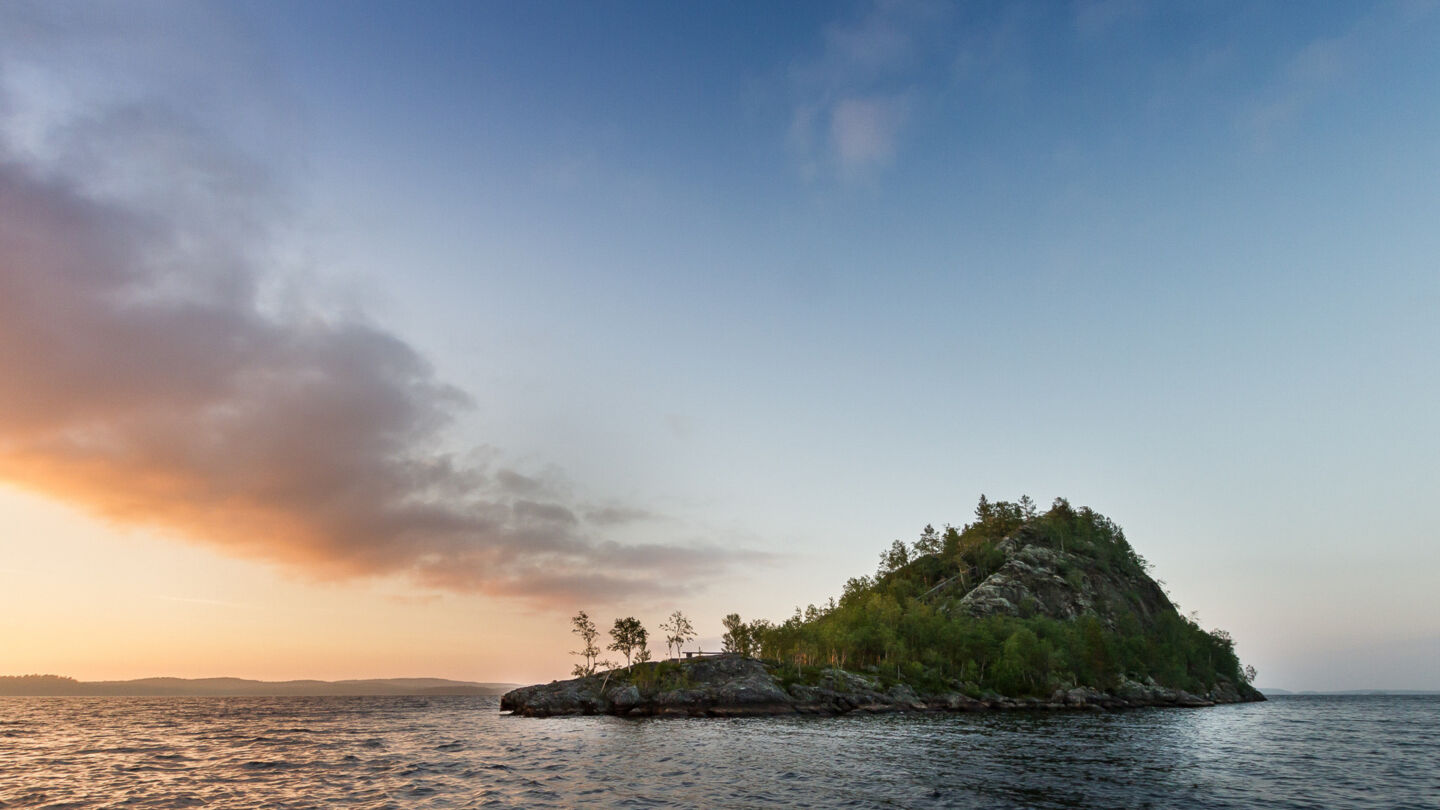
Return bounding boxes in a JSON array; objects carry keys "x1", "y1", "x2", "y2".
[{"x1": 1, "y1": 695, "x2": 1435, "y2": 808}]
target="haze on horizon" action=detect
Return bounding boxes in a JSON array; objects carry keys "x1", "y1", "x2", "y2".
[{"x1": 0, "y1": 0, "x2": 1436, "y2": 692}]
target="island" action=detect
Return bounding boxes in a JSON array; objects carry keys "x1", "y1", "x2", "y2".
[{"x1": 502, "y1": 497, "x2": 1265, "y2": 717}]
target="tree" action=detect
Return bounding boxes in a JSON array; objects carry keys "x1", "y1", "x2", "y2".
[
  {"x1": 914, "y1": 524, "x2": 943, "y2": 556},
  {"x1": 1243, "y1": 664, "x2": 1257, "y2": 684},
  {"x1": 841, "y1": 576, "x2": 873, "y2": 607},
  {"x1": 608, "y1": 617, "x2": 647, "y2": 670},
  {"x1": 878, "y1": 539, "x2": 911, "y2": 575},
  {"x1": 1019, "y1": 495, "x2": 1037, "y2": 520},
  {"x1": 721, "y1": 613, "x2": 754, "y2": 656},
  {"x1": 659, "y1": 610, "x2": 696, "y2": 659},
  {"x1": 748, "y1": 618, "x2": 774, "y2": 658},
  {"x1": 570, "y1": 610, "x2": 601, "y2": 677},
  {"x1": 941, "y1": 524, "x2": 962, "y2": 557},
  {"x1": 1049, "y1": 497, "x2": 1074, "y2": 552}
]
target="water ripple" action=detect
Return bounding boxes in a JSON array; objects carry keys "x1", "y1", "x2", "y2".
[{"x1": 0, "y1": 695, "x2": 1435, "y2": 807}]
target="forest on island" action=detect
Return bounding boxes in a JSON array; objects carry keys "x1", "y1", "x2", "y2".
[
  {"x1": 572, "y1": 498, "x2": 1254, "y2": 699},
  {"x1": 740, "y1": 497, "x2": 1253, "y2": 697}
]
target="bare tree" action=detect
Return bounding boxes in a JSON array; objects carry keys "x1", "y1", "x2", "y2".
[
  {"x1": 570, "y1": 610, "x2": 601, "y2": 677},
  {"x1": 659, "y1": 610, "x2": 696, "y2": 659}
]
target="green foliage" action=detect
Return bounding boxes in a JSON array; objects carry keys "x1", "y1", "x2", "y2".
[
  {"x1": 608, "y1": 616, "x2": 647, "y2": 670},
  {"x1": 721, "y1": 613, "x2": 757, "y2": 656},
  {"x1": 913, "y1": 524, "x2": 943, "y2": 556},
  {"x1": 627, "y1": 660, "x2": 691, "y2": 691},
  {"x1": 877, "y1": 539, "x2": 911, "y2": 576},
  {"x1": 744, "y1": 496, "x2": 1251, "y2": 697}
]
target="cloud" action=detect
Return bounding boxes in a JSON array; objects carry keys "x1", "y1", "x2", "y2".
[
  {"x1": 821, "y1": 4, "x2": 920, "y2": 73},
  {"x1": 583, "y1": 506, "x2": 661, "y2": 527},
  {"x1": 829, "y1": 96, "x2": 908, "y2": 172},
  {"x1": 0, "y1": 10, "x2": 762, "y2": 608},
  {"x1": 1238, "y1": 6, "x2": 1426, "y2": 150},
  {"x1": 1243, "y1": 33, "x2": 1357, "y2": 149},
  {"x1": 788, "y1": 0, "x2": 944, "y2": 178}
]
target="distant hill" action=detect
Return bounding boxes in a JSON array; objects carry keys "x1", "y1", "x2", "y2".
[
  {"x1": 1261, "y1": 687, "x2": 1438, "y2": 697},
  {"x1": 0, "y1": 674, "x2": 516, "y2": 696}
]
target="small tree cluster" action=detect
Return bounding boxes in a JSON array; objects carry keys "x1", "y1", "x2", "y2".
[{"x1": 570, "y1": 611, "x2": 698, "y2": 675}]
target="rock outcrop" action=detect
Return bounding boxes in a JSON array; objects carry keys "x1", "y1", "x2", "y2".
[
  {"x1": 943, "y1": 531, "x2": 1173, "y2": 630},
  {"x1": 500, "y1": 656, "x2": 1259, "y2": 718}
]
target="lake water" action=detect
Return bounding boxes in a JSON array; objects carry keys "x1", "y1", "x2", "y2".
[{"x1": 1, "y1": 695, "x2": 1435, "y2": 808}]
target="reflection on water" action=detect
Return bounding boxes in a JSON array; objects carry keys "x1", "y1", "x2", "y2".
[{"x1": 0, "y1": 695, "x2": 1435, "y2": 808}]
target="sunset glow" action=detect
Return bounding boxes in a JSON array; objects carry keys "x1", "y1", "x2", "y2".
[{"x1": 2, "y1": 1, "x2": 1437, "y2": 693}]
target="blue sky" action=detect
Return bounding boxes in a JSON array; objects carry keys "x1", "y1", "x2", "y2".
[{"x1": 0, "y1": 0, "x2": 1436, "y2": 688}]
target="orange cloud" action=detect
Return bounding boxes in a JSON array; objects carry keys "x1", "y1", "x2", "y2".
[{"x1": 0, "y1": 134, "x2": 756, "y2": 607}]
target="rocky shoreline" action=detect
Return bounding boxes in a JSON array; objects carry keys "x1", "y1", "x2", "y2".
[{"x1": 500, "y1": 656, "x2": 1263, "y2": 718}]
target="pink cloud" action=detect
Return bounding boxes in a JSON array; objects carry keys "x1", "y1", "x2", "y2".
[{"x1": 0, "y1": 119, "x2": 760, "y2": 608}]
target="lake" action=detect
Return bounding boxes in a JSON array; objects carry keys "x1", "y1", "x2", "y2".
[{"x1": 2, "y1": 694, "x2": 1435, "y2": 808}]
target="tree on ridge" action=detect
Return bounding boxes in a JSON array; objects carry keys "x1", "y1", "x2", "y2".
[
  {"x1": 721, "y1": 613, "x2": 755, "y2": 656},
  {"x1": 660, "y1": 610, "x2": 696, "y2": 659},
  {"x1": 608, "y1": 617, "x2": 647, "y2": 671},
  {"x1": 570, "y1": 610, "x2": 601, "y2": 677}
]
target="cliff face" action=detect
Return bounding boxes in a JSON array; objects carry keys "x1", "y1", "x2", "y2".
[{"x1": 937, "y1": 525, "x2": 1175, "y2": 630}]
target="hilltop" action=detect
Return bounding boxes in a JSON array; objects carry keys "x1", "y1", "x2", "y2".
[{"x1": 503, "y1": 497, "x2": 1263, "y2": 717}]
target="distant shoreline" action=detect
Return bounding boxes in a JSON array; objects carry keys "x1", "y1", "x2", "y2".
[
  {"x1": 0, "y1": 675, "x2": 516, "y2": 697},
  {"x1": 1260, "y1": 688, "x2": 1440, "y2": 697}
]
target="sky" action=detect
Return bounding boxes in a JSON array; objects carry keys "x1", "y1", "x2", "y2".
[{"x1": 1, "y1": 0, "x2": 1436, "y2": 690}]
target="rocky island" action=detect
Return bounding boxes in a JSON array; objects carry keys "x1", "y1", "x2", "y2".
[{"x1": 503, "y1": 497, "x2": 1264, "y2": 718}]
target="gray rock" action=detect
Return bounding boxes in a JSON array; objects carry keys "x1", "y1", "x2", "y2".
[
  {"x1": 1116, "y1": 677, "x2": 1150, "y2": 701},
  {"x1": 716, "y1": 675, "x2": 790, "y2": 706},
  {"x1": 607, "y1": 684, "x2": 641, "y2": 710},
  {"x1": 1207, "y1": 680, "x2": 1244, "y2": 704},
  {"x1": 819, "y1": 668, "x2": 879, "y2": 695},
  {"x1": 886, "y1": 683, "x2": 920, "y2": 704},
  {"x1": 786, "y1": 683, "x2": 822, "y2": 703},
  {"x1": 1065, "y1": 686, "x2": 1106, "y2": 705}
]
